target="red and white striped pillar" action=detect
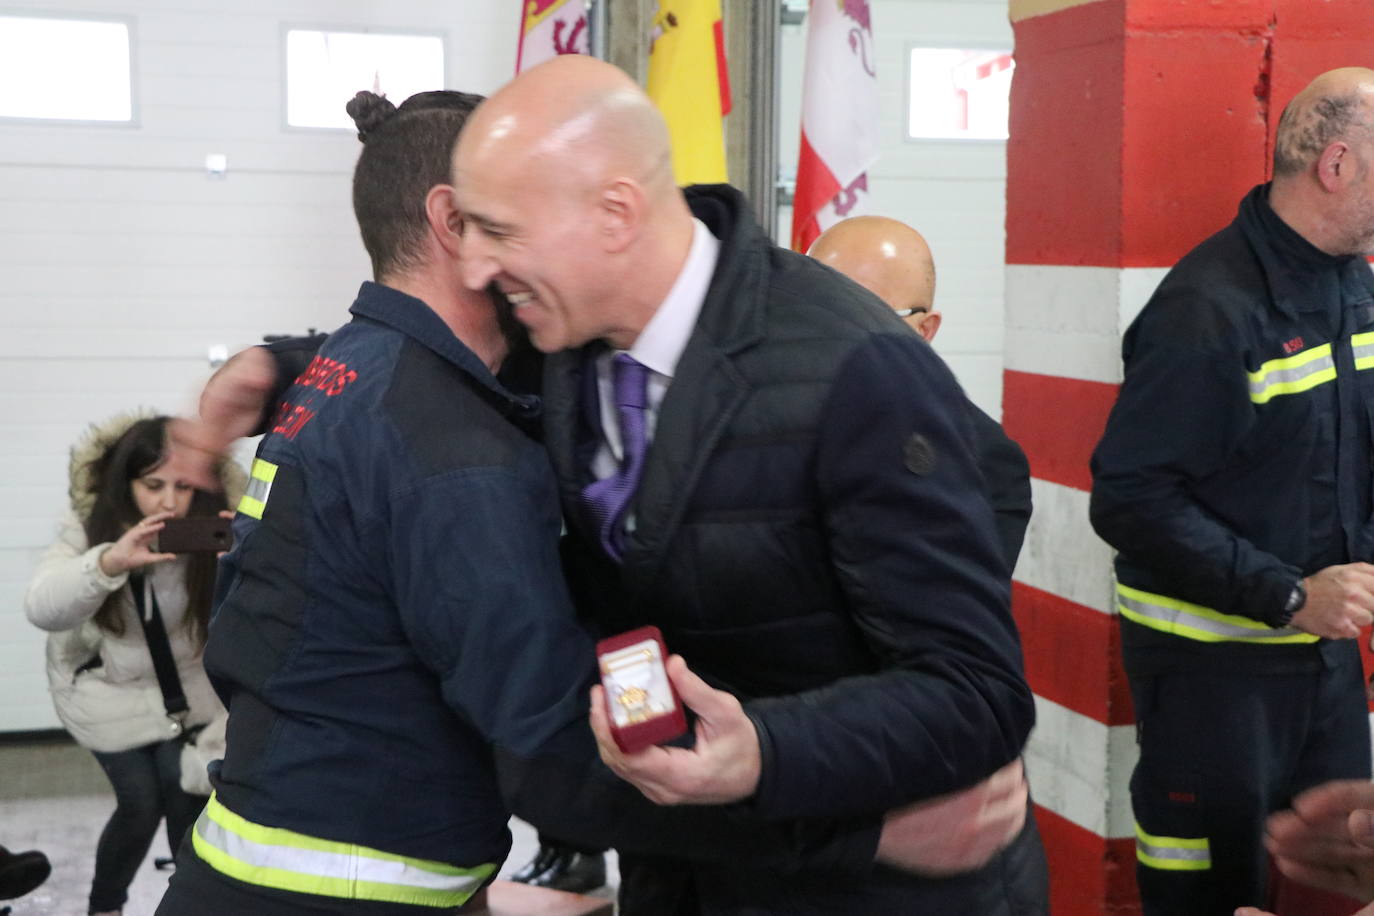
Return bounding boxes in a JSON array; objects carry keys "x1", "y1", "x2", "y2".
[{"x1": 1002, "y1": 1, "x2": 1374, "y2": 913}]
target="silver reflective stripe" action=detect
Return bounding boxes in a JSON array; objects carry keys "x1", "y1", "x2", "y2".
[
  {"x1": 243, "y1": 474, "x2": 271, "y2": 504},
  {"x1": 193, "y1": 797, "x2": 490, "y2": 905},
  {"x1": 237, "y1": 459, "x2": 277, "y2": 521},
  {"x1": 1116, "y1": 585, "x2": 1316, "y2": 644},
  {"x1": 1135, "y1": 824, "x2": 1210, "y2": 872}
]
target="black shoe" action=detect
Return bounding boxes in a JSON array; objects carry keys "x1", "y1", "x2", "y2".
[
  {"x1": 510, "y1": 843, "x2": 560, "y2": 884},
  {"x1": 0, "y1": 846, "x2": 51, "y2": 901},
  {"x1": 526, "y1": 850, "x2": 606, "y2": 894}
]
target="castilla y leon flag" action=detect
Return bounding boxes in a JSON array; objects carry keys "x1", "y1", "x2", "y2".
[
  {"x1": 791, "y1": 0, "x2": 880, "y2": 252},
  {"x1": 516, "y1": 0, "x2": 589, "y2": 73},
  {"x1": 647, "y1": 0, "x2": 732, "y2": 186}
]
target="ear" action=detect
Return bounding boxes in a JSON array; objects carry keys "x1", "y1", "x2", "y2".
[
  {"x1": 596, "y1": 178, "x2": 644, "y2": 253},
  {"x1": 916, "y1": 310, "x2": 942, "y2": 343},
  {"x1": 1316, "y1": 142, "x2": 1351, "y2": 193},
  {"x1": 425, "y1": 185, "x2": 464, "y2": 257}
]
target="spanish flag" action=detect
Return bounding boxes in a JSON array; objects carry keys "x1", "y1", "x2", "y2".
[{"x1": 646, "y1": 0, "x2": 732, "y2": 186}]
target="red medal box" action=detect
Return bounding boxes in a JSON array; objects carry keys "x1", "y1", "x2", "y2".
[{"x1": 595, "y1": 626, "x2": 687, "y2": 753}]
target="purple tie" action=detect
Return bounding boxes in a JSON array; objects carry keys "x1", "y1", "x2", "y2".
[{"x1": 581, "y1": 354, "x2": 651, "y2": 561}]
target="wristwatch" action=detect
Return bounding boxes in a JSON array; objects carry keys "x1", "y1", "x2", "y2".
[{"x1": 1277, "y1": 581, "x2": 1307, "y2": 627}]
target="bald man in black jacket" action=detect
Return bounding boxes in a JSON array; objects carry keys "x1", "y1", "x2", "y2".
[{"x1": 809, "y1": 215, "x2": 1034, "y2": 569}]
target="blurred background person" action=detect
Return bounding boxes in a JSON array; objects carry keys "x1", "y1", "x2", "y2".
[{"x1": 23, "y1": 412, "x2": 241, "y2": 916}]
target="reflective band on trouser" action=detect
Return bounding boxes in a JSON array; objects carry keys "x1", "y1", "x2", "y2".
[
  {"x1": 1248, "y1": 343, "x2": 1334, "y2": 404},
  {"x1": 1136, "y1": 823, "x2": 1211, "y2": 872},
  {"x1": 192, "y1": 793, "x2": 494, "y2": 908},
  {"x1": 237, "y1": 459, "x2": 277, "y2": 520},
  {"x1": 1116, "y1": 584, "x2": 1319, "y2": 644},
  {"x1": 1353, "y1": 331, "x2": 1374, "y2": 371}
]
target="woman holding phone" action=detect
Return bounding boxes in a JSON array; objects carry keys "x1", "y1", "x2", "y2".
[{"x1": 24, "y1": 411, "x2": 241, "y2": 916}]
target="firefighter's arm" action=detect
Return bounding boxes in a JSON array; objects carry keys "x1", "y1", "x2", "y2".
[
  {"x1": 167, "y1": 336, "x2": 324, "y2": 490},
  {"x1": 1089, "y1": 304, "x2": 1300, "y2": 623}
]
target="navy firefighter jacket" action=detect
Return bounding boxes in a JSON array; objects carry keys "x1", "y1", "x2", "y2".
[
  {"x1": 1091, "y1": 184, "x2": 1374, "y2": 675},
  {"x1": 204, "y1": 281, "x2": 595, "y2": 872}
]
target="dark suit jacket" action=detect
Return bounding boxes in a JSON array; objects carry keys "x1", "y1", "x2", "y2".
[{"x1": 544, "y1": 185, "x2": 1035, "y2": 915}]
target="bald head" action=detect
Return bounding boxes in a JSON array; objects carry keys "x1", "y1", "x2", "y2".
[
  {"x1": 451, "y1": 56, "x2": 698, "y2": 353},
  {"x1": 1274, "y1": 67, "x2": 1374, "y2": 178},
  {"x1": 809, "y1": 216, "x2": 941, "y2": 340},
  {"x1": 1268, "y1": 67, "x2": 1374, "y2": 256},
  {"x1": 459, "y1": 56, "x2": 675, "y2": 205}
]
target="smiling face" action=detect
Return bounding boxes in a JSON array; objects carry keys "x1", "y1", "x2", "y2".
[
  {"x1": 454, "y1": 137, "x2": 614, "y2": 354},
  {"x1": 450, "y1": 55, "x2": 690, "y2": 353}
]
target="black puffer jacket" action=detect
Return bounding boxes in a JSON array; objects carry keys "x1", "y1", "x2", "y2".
[{"x1": 546, "y1": 185, "x2": 1036, "y2": 914}]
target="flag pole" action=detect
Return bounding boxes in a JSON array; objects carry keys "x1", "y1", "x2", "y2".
[{"x1": 589, "y1": 0, "x2": 607, "y2": 60}]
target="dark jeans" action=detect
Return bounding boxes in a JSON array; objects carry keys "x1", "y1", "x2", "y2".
[{"x1": 89, "y1": 738, "x2": 206, "y2": 914}]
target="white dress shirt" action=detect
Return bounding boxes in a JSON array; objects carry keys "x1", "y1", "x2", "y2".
[{"x1": 590, "y1": 218, "x2": 721, "y2": 486}]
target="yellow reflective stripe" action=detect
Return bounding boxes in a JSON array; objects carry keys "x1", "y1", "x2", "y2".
[
  {"x1": 249, "y1": 458, "x2": 278, "y2": 484},
  {"x1": 236, "y1": 459, "x2": 277, "y2": 521},
  {"x1": 1248, "y1": 343, "x2": 1334, "y2": 404},
  {"x1": 193, "y1": 793, "x2": 492, "y2": 908},
  {"x1": 1353, "y1": 331, "x2": 1374, "y2": 371},
  {"x1": 1135, "y1": 823, "x2": 1211, "y2": 872},
  {"x1": 1116, "y1": 585, "x2": 1319, "y2": 645},
  {"x1": 236, "y1": 496, "x2": 265, "y2": 520}
]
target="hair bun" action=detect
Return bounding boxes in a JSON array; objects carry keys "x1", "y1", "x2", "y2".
[{"x1": 346, "y1": 91, "x2": 398, "y2": 143}]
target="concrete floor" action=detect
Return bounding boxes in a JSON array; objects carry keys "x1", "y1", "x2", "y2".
[{"x1": 0, "y1": 797, "x2": 617, "y2": 915}]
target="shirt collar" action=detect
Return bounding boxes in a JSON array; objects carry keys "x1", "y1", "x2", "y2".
[
  {"x1": 624, "y1": 218, "x2": 720, "y2": 379},
  {"x1": 349, "y1": 281, "x2": 540, "y2": 417}
]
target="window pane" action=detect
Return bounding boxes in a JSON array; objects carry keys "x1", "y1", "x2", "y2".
[
  {"x1": 0, "y1": 17, "x2": 132, "y2": 121},
  {"x1": 286, "y1": 30, "x2": 445, "y2": 130},
  {"x1": 908, "y1": 48, "x2": 1013, "y2": 141}
]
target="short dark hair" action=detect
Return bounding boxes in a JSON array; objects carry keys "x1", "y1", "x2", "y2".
[
  {"x1": 346, "y1": 89, "x2": 485, "y2": 280},
  {"x1": 82, "y1": 416, "x2": 226, "y2": 643},
  {"x1": 1274, "y1": 92, "x2": 1366, "y2": 177}
]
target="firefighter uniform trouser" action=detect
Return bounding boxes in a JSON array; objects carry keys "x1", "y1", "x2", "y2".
[
  {"x1": 156, "y1": 834, "x2": 484, "y2": 916},
  {"x1": 1128, "y1": 643, "x2": 1370, "y2": 916}
]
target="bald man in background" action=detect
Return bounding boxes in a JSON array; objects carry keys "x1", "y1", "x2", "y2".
[{"x1": 810, "y1": 216, "x2": 1033, "y2": 566}]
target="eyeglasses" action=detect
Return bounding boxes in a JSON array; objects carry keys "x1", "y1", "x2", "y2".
[{"x1": 894, "y1": 307, "x2": 930, "y2": 319}]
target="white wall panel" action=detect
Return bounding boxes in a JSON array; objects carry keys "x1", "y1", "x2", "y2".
[
  {"x1": 1025, "y1": 696, "x2": 1137, "y2": 840},
  {"x1": 0, "y1": 0, "x2": 513, "y2": 732}
]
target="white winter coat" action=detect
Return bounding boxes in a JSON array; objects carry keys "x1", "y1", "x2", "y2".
[{"x1": 22, "y1": 411, "x2": 241, "y2": 753}]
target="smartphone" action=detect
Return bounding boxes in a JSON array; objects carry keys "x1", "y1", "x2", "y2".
[
  {"x1": 157, "y1": 516, "x2": 234, "y2": 554},
  {"x1": 595, "y1": 625, "x2": 687, "y2": 753}
]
